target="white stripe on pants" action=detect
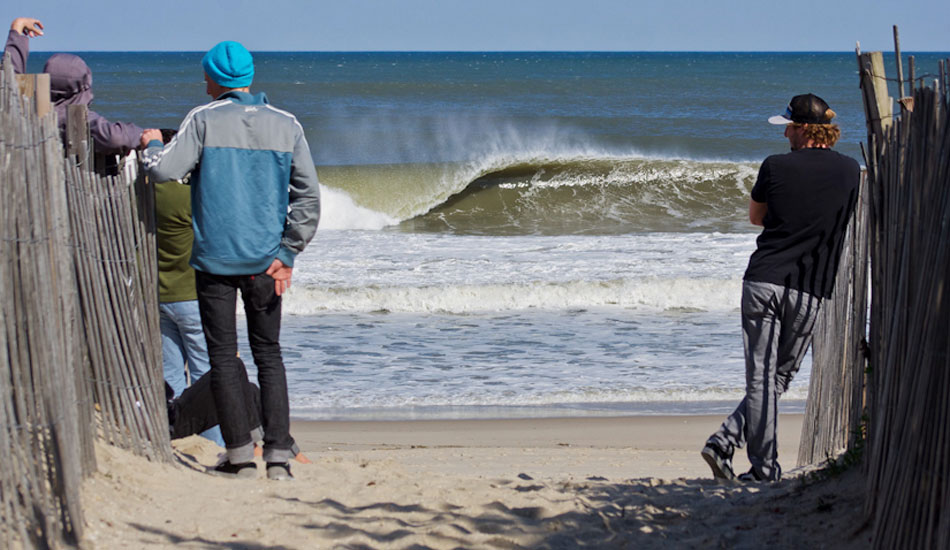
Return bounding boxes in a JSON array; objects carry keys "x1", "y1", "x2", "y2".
[{"x1": 708, "y1": 280, "x2": 821, "y2": 481}]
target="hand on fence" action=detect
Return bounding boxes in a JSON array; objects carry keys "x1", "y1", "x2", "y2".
[{"x1": 10, "y1": 18, "x2": 43, "y2": 37}]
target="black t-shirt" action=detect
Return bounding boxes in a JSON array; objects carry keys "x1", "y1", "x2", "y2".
[{"x1": 744, "y1": 148, "x2": 860, "y2": 298}]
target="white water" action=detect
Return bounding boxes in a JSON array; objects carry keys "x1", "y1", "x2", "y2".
[
  {"x1": 235, "y1": 229, "x2": 814, "y2": 420},
  {"x1": 290, "y1": 230, "x2": 754, "y2": 313},
  {"x1": 316, "y1": 185, "x2": 399, "y2": 230}
]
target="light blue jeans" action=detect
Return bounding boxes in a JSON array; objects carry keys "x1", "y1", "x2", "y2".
[{"x1": 160, "y1": 300, "x2": 225, "y2": 447}]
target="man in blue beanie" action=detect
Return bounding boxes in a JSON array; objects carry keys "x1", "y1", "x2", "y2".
[{"x1": 141, "y1": 40, "x2": 321, "y2": 481}]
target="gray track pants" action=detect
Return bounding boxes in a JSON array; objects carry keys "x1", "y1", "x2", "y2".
[{"x1": 708, "y1": 280, "x2": 821, "y2": 481}]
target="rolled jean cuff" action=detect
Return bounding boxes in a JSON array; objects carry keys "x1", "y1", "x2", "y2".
[
  {"x1": 226, "y1": 441, "x2": 255, "y2": 464},
  {"x1": 263, "y1": 445, "x2": 296, "y2": 464},
  {"x1": 250, "y1": 426, "x2": 264, "y2": 445}
]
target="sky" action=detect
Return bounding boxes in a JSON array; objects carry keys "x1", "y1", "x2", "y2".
[{"x1": 8, "y1": 0, "x2": 949, "y2": 52}]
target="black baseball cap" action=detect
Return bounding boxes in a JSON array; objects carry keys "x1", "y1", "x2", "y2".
[{"x1": 768, "y1": 93, "x2": 834, "y2": 125}]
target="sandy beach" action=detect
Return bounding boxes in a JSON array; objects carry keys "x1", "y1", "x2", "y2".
[{"x1": 80, "y1": 414, "x2": 869, "y2": 549}]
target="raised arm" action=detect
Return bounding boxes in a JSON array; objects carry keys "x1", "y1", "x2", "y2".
[
  {"x1": 4, "y1": 17, "x2": 43, "y2": 73},
  {"x1": 11, "y1": 18, "x2": 43, "y2": 38}
]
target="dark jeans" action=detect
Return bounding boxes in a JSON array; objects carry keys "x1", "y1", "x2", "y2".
[{"x1": 196, "y1": 270, "x2": 296, "y2": 464}]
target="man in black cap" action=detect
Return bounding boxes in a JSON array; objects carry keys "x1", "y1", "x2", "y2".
[{"x1": 701, "y1": 94, "x2": 860, "y2": 482}]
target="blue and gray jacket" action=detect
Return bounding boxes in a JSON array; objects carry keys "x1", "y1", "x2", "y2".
[{"x1": 142, "y1": 91, "x2": 321, "y2": 275}]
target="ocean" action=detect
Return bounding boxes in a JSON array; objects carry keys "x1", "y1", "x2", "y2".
[{"x1": 25, "y1": 50, "x2": 947, "y2": 420}]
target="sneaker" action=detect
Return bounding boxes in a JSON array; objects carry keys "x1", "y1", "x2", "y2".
[
  {"x1": 738, "y1": 469, "x2": 767, "y2": 483},
  {"x1": 701, "y1": 443, "x2": 736, "y2": 481},
  {"x1": 266, "y1": 462, "x2": 294, "y2": 481},
  {"x1": 210, "y1": 461, "x2": 257, "y2": 479}
]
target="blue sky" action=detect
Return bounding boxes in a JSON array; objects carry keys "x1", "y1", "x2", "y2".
[{"x1": 8, "y1": 0, "x2": 949, "y2": 52}]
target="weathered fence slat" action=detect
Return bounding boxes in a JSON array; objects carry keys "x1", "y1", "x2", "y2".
[
  {"x1": 798, "y1": 171, "x2": 869, "y2": 466},
  {"x1": 860, "y1": 41, "x2": 950, "y2": 550},
  {"x1": 1, "y1": 52, "x2": 171, "y2": 549},
  {"x1": 1, "y1": 56, "x2": 87, "y2": 549}
]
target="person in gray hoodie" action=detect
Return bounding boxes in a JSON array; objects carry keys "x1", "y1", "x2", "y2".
[{"x1": 4, "y1": 17, "x2": 147, "y2": 155}]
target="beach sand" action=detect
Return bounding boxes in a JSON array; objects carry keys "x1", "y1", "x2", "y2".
[{"x1": 81, "y1": 415, "x2": 870, "y2": 549}]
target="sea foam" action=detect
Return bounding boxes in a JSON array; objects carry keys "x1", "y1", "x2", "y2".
[{"x1": 283, "y1": 277, "x2": 741, "y2": 314}]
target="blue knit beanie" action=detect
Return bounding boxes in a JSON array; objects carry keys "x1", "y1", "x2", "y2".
[{"x1": 202, "y1": 41, "x2": 254, "y2": 88}]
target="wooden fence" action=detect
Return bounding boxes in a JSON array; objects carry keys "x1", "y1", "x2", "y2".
[
  {"x1": 0, "y1": 57, "x2": 170, "y2": 549},
  {"x1": 798, "y1": 170, "x2": 870, "y2": 466},
  {"x1": 858, "y1": 36, "x2": 950, "y2": 549}
]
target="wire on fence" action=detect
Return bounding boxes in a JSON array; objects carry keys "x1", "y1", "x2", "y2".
[{"x1": 1, "y1": 53, "x2": 171, "y2": 550}]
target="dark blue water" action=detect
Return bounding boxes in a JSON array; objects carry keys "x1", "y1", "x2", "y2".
[{"x1": 23, "y1": 51, "x2": 948, "y2": 166}]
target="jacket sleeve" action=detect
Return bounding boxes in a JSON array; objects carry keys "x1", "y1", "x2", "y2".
[
  {"x1": 275, "y1": 128, "x2": 321, "y2": 267},
  {"x1": 141, "y1": 109, "x2": 204, "y2": 183},
  {"x1": 4, "y1": 30, "x2": 28, "y2": 74},
  {"x1": 87, "y1": 110, "x2": 143, "y2": 155}
]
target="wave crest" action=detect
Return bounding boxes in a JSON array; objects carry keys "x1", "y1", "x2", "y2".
[{"x1": 318, "y1": 153, "x2": 758, "y2": 234}]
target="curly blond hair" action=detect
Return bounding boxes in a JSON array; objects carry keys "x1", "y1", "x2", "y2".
[{"x1": 791, "y1": 108, "x2": 841, "y2": 146}]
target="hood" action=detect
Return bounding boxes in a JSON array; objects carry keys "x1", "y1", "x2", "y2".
[{"x1": 43, "y1": 53, "x2": 94, "y2": 107}]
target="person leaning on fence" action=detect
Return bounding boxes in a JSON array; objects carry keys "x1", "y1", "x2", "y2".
[
  {"x1": 701, "y1": 94, "x2": 860, "y2": 483},
  {"x1": 140, "y1": 40, "x2": 321, "y2": 481},
  {"x1": 4, "y1": 17, "x2": 154, "y2": 155}
]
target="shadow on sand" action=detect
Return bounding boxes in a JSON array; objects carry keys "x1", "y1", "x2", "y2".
[{"x1": 124, "y1": 468, "x2": 867, "y2": 549}]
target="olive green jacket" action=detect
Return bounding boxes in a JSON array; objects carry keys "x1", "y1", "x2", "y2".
[{"x1": 156, "y1": 180, "x2": 197, "y2": 303}]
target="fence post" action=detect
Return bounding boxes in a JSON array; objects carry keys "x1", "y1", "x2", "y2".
[
  {"x1": 858, "y1": 51, "x2": 894, "y2": 150},
  {"x1": 66, "y1": 104, "x2": 92, "y2": 168},
  {"x1": 14, "y1": 73, "x2": 50, "y2": 117}
]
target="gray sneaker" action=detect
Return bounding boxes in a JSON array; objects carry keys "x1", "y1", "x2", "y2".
[
  {"x1": 701, "y1": 444, "x2": 736, "y2": 481},
  {"x1": 266, "y1": 462, "x2": 294, "y2": 481}
]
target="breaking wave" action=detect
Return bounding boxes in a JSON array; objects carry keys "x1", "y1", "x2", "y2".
[{"x1": 317, "y1": 153, "x2": 759, "y2": 234}]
